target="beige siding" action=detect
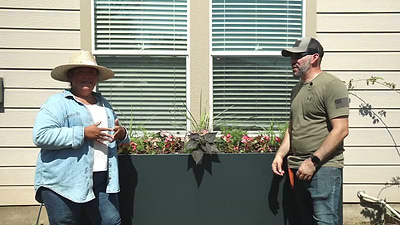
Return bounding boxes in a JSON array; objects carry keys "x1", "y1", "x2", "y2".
[
  {"x1": 0, "y1": 9, "x2": 79, "y2": 29},
  {"x1": 4, "y1": 89, "x2": 61, "y2": 108},
  {"x1": 323, "y1": 52, "x2": 400, "y2": 71},
  {"x1": 0, "y1": 0, "x2": 80, "y2": 207},
  {"x1": 344, "y1": 185, "x2": 400, "y2": 203},
  {"x1": 0, "y1": 168, "x2": 35, "y2": 185},
  {"x1": 317, "y1": 0, "x2": 400, "y2": 12},
  {"x1": 318, "y1": 33, "x2": 400, "y2": 52},
  {"x1": 1, "y1": 29, "x2": 80, "y2": 49},
  {"x1": 344, "y1": 147, "x2": 400, "y2": 165},
  {"x1": 316, "y1": 1, "x2": 400, "y2": 207},
  {"x1": 0, "y1": 148, "x2": 39, "y2": 166},
  {"x1": 0, "y1": 0, "x2": 79, "y2": 9},
  {"x1": 349, "y1": 91, "x2": 400, "y2": 108},
  {"x1": 317, "y1": 14, "x2": 400, "y2": 32},
  {"x1": 344, "y1": 166, "x2": 400, "y2": 183},
  {"x1": 0, "y1": 70, "x2": 68, "y2": 88},
  {"x1": 0, "y1": 109, "x2": 39, "y2": 127},
  {"x1": 0, "y1": 128, "x2": 35, "y2": 147},
  {"x1": 0, "y1": 187, "x2": 37, "y2": 206},
  {"x1": 349, "y1": 110, "x2": 400, "y2": 128},
  {"x1": 345, "y1": 128, "x2": 400, "y2": 147},
  {"x1": 0, "y1": 50, "x2": 77, "y2": 69},
  {"x1": 333, "y1": 72, "x2": 400, "y2": 90}
]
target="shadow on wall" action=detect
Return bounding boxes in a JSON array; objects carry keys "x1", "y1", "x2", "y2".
[{"x1": 0, "y1": 77, "x2": 4, "y2": 113}]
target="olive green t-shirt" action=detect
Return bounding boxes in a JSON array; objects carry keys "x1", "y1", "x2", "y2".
[{"x1": 287, "y1": 72, "x2": 349, "y2": 169}]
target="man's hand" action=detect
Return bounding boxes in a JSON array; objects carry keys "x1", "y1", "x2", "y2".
[
  {"x1": 272, "y1": 155, "x2": 285, "y2": 176},
  {"x1": 84, "y1": 122, "x2": 113, "y2": 144},
  {"x1": 296, "y1": 158, "x2": 317, "y2": 180}
]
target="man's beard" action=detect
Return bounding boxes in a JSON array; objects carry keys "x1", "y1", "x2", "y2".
[{"x1": 294, "y1": 58, "x2": 311, "y2": 78}]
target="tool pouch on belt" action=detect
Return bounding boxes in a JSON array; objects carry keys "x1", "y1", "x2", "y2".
[{"x1": 288, "y1": 168, "x2": 295, "y2": 189}]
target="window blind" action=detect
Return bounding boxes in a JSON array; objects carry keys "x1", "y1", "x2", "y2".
[
  {"x1": 96, "y1": 56, "x2": 187, "y2": 132},
  {"x1": 94, "y1": 0, "x2": 188, "y2": 54},
  {"x1": 213, "y1": 56, "x2": 298, "y2": 130},
  {"x1": 212, "y1": 0, "x2": 303, "y2": 54}
]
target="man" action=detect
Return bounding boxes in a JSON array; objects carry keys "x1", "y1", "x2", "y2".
[{"x1": 271, "y1": 37, "x2": 349, "y2": 225}]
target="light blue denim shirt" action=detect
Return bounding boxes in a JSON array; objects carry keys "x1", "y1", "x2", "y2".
[{"x1": 33, "y1": 90, "x2": 130, "y2": 203}]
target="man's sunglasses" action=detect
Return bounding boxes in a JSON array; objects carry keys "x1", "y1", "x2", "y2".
[{"x1": 291, "y1": 52, "x2": 318, "y2": 60}]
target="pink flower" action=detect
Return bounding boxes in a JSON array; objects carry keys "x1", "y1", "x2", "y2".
[
  {"x1": 223, "y1": 134, "x2": 232, "y2": 142},
  {"x1": 241, "y1": 135, "x2": 253, "y2": 143},
  {"x1": 262, "y1": 135, "x2": 271, "y2": 142},
  {"x1": 275, "y1": 136, "x2": 282, "y2": 143},
  {"x1": 201, "y1": 129, "x2": 209, "y2": 135},
  {"x1": 165, "y1": 135, "x2": 173, "y2": 143},
  {"x1": 130, "y1": 141, "x2": 137, "y2": 150}
]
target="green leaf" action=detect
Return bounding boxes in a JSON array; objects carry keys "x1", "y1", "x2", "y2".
[
  {"x1": 188, "y1": 133, "x2": 200, "y2": 140},
  {"x1": 210, "y1": 145, "x2": 219, "y2": 153},
  {"x1": 191, "y1": 150, "x2": 204, "y2": 165},
  {"x1": 205, "y1": 143, "x2": 212, "y2": 154},
  {"x1": 185, "y1": 140, "x2": 198, "y2": 151},
  {"x1": 200, "y1": 144, "x2": 209, "y2": 153},
  {"x1": 204, "y1": 133, "x2": 217, "y2": 143}
]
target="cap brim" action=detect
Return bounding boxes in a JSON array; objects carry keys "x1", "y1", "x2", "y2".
[
  {"x1": 281, "y1": 47, "x2": 307, "y2": 57},
  {"x1": 51, "y1": 64, "x2": 114, "y2": 82}
]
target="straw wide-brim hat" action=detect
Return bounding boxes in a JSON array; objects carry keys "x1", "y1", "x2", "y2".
[{"x1": 51, "y1": 51, "x2": 114, "y2": 82}]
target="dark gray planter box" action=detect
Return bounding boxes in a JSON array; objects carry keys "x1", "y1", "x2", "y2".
[{"x1": 118, "y1": 153, "x2": 342, "y2": 225}]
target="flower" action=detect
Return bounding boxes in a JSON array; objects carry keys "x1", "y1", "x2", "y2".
[
  {"x1": 214, "y1": 124, "x2": 286, "y2": 154},
  {"x1": 118, "y1": 131, "x2": 185, "y2": 155},
  {"x1": 118, "y1": 123, "x2": 287, "y2": 155}
]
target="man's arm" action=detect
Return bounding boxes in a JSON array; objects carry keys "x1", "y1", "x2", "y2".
[
  {"x1": 271, "y1": 121, "x2": 292, "y2": 176},
  {"x1": 296, "y1": 116, "x2": 349, "y2": 180}
]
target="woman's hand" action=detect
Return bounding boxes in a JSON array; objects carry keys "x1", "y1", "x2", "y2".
[
  {"x1": 112, "y1": 119, "x2": 126, "y2": 141},
  {"x1": 84, "y1": 122, "x2": 113, "y2": 144}
]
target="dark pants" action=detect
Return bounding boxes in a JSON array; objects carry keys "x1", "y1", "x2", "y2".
[
  {"x1": 291, "y1": 167, "x2": 342, "y2": 225},
  {"x1": 40, "y1": 171, "x2": 121, "y2": 225}
]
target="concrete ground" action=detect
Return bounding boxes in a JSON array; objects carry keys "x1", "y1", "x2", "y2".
[{"x1": 0, "y1": 204, "x2": 399, "y2": 225}]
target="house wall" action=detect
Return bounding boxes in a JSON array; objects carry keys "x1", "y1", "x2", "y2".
[
  {"x1": 316, "y1": 0, "x2": 400, "y2": 222},
  {"x1": 0, "y1": 0, "x2": 80, "y2": 224},
  {"x1": 0, "y1": 0, "x2": 399, "y2": 224}
]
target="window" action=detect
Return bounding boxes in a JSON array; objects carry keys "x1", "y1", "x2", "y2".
[
  {"x1": 92, "y1": 0, "x2": 304, "y2": 133},
  {"x1": 211, "y1": 0, "x2": 304, "y2": 130},
  {"x1": 97, "y1": 56, "x2": 186, "y2": 131},
  {"x1": 94, "y1": 0, "x2": 188, "y2": 132},
  {"x1": 213, "y1": 56, "x2": 297, "y2": 130}
]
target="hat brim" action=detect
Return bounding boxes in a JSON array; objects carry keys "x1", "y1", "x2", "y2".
[
  {"x1": 51, "y1": 64, "x2": 114, "y2": 82},
  {"x1": 281, "y1": 47, "x2": 307, "y2": 57}
]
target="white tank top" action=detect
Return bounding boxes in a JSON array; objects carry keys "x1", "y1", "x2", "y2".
[{"x1": 85, "y1": 103, "x2": 109, "y2": 172}]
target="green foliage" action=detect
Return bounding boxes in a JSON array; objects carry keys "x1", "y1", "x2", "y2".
[
  {"x1": 216, "y1": 122, "x2": 287, "y2": 153},
  {"x1": 118, "y1": 124, "x2": 286, "y2": 156},
  {"x1": 118, "y1": 93, "x2": 287, "y2": 164},
  {"x1": 185, "y1": 132, "x2": 219, "y2": 165},
  {"x1": 119, "y1": 130, "x2": 185, "y2": 155}
]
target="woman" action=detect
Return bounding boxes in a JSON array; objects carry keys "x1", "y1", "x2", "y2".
[{"x1": 33, "y1": 51, "x2": 130, "y2": 225}]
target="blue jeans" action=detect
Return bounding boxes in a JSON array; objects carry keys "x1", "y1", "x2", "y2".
[
  {"x1": 292, "y1": 167, "x2": 342, "y2": 225},
  {"x1": 40, "y1": 172, "x2": 121, "y2": 225}
]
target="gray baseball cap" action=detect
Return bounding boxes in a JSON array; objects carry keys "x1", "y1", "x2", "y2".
[{"x1": 281, "y1": 37, "x2": 324, "y2": 58}]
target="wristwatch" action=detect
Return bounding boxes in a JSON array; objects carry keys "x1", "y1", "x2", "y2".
[{"x1": 310, "y1": 154, "x2": 321, "y2": 167}]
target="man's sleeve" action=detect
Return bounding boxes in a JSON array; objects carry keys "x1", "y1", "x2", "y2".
[{"x1": 325, "y1": 79, "x2": 350, "y2": 120}]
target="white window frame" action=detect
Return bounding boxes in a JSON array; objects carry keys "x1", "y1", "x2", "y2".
[
  {"x1": 209, "y1": 0, "x2": 307, "y2": 131},
  {"x1": 90, "y1": 0, "x2": 191, "y2": 133}
]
